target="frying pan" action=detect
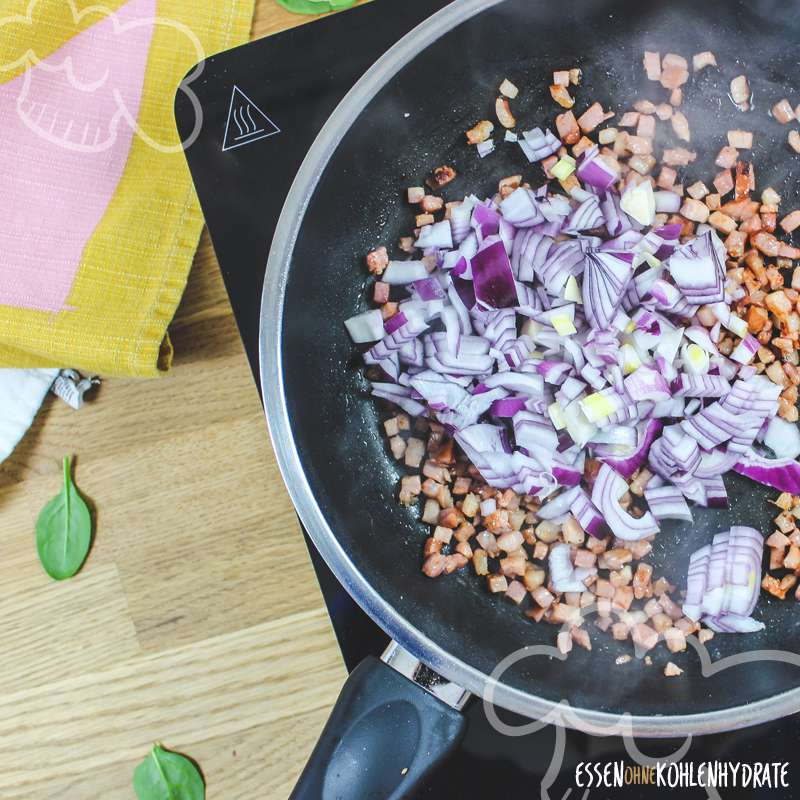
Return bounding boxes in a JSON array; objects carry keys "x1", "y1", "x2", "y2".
[{"x1": 259, "y1": 0, "x2": 800, "y2": 795}]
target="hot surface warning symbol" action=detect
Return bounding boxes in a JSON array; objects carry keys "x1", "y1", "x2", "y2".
[{"x1": 222, "y1": 86, "x2": 280, "y2": 152}]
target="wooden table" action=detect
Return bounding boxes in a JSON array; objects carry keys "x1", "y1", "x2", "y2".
[{"x1": 0, "y1": 4, "x2": 363, "y2": 797}]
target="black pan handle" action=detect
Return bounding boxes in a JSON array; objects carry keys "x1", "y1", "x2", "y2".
[{"x1": 290, "y1": 653, "x2": 468, "y2": 800}]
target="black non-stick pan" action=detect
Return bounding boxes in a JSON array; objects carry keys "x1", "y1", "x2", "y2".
[{"x1": 259, "y1": 1, "x2": 800, "y2": 796}]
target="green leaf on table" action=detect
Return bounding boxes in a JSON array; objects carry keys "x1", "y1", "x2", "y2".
[
  {"x1": 133, "y1": 744, "x2": 205, "y2": 800},
  {"x1": 35, "y1": 456, "x2": 93, "y2": 581},
  {"x1": 275, "y1": 0, "x2": 357, "y2": 15}
]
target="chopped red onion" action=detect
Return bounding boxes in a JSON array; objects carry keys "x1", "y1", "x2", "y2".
[
  {"x1": 591, "y1": 463, "x2": 659, "y2": 540},
  {"x1": 644, "y1": 484, "x2": 694, "y2": 522}
]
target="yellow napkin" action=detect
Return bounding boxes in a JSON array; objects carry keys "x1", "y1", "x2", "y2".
[{"x1": 0, "y1": 0, "x2": 254, "y2": 376}]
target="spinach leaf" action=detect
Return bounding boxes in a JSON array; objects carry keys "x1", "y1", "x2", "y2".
[
  {"x1": 133, "y1": 744, "x2": 205, "y2": 800},
  {"x1": 35, "y1": 456, "x2": 92, "y2": 580},
  {"x1": 275, "y1": 0, "x2": 356, "y2": 14}
]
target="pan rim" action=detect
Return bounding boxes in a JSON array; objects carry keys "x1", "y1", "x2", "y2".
[{"x1": 258, "y1": 0, "x2": 800, "y2": 737}]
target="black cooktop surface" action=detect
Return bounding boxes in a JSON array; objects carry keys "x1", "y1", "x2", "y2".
[{"x1": 175, "y1": 2, "x2": 800, "y2": 796}]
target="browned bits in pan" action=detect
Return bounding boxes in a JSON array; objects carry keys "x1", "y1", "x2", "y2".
[{"x1": 426, "y1": 165, "x2": 456, "y2": 189}]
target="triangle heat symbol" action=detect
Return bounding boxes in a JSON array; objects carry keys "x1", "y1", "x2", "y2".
[{"x1": 222, "y1": 86, "x2": 280, "y2": 152}]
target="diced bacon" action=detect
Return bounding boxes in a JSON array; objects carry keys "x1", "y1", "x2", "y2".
[
  {"x1": 662, "y1": 147, "x2": 696, "y2": 166},
  {"x1": 780, "y1": 210, "x2": 800, "y2": 233},
  {"x1": 553, "y1": 70, "x2": 570, "y2": 86},
  {"x1": 555, "y1": 110, "x2": 580, "y2": 144},
  {"x1": 752, "y1": 231, "x2": 781, "y2": 257},
  {"x1": 716, "y1": 145, "x2": 739, "y2": 169},
  {"x1": 619, "y1": 111, "x2": 640, "y2": 128},
  {"x1": 631, "y1": 622, "x2": 659, "y2": 651},
  {"x1": 495, "y1": 97, "x2": 516, "y2": 128},
  {"x1": 498, "y1": 175, "x2": 522, "y2": 196},
  {"x1": 366, "y1": 246, "x2": 389, "y2": 275},
  {"x1": 773, "y1": 98, "x2": 795, "y2": 124},
  {"x1": 643, "y1": 50, "x2": 661, "y2": 81},
  {"x1": 655, "y1": 103, "x2": 673, "y2": 120},
  {"x1": 505, "y1": 580, "x2": 527, "y2": 605},
  {"x1": 532, "y1": 585, "x2": 555, "y2": 608},
  {"x1": 611, "y1": 622, "x2": 629, "y2": 640},
  {"x1": 598, "y1": 127, "x2": 617, "y2": 144},
  {"x1": 739, "y1": 212, "x2": 761, "y2": 234},
  {"x1": 713, "y1": 169, "x2": 734, "y2": 196},
  {"x1": 571, "y1": 627, "x2": 592, "y2": 651},
  {"x1": 779, "y1": 242, "x2": 800, "y2": 259},
  {"x1": 487, "y1": 573, "x2": 508, "y2": 593},
  {"x1": 734, "y1": 162, "x2": 751, "y2": 200},
  {"x1": 680, "y1": 198, "x2": 709, "y2": 223},
  {"x1": 670, "y1": 88, "x2": 683, "y2": 107},
  {"x1": 708, "y1": 211, "x2": 737, "y2": 234},
  {"x1": 634, "y1": 100, "x2": 656, "y2": 114},
  {"x1": 373, "y1": 281, "x2": 390, "y2": 304},
  {"x1": 728, "y1": 129, "x2": 753, "y2": 149},
  {"x1": 789, "y1": 130, "x2": 800, "y2": 154},
  {"x1": 675, "y1": 617, "x2": 699, "y2": 635},
  {"x1": 550, "y1": 84, "x2": 574, "y2": 109},
  {"x1": 660, "y1": 53, "x2": 689, "y2": 90},
  {"x1": 720, "y1": 197, "x2": 759, "y2": 220},
  {"x1": 705, "y1": 193, "x2": 721, "y2": 210},
  {"x1": 671, "y1": 111, "x2": 690, "y2": 142},
  {"x1": 422, "y1": 553, "x2": 446, "y2": 578},
  {"x1": 421, "y1": 195, "x2": 443, "y2": 213},
  {"x1": 692, "y1": 51, "x2": 717, "y2": 71},
  {"x1": 573, "y1": 136, "x2": 595, "y2": 158},
  {"x1": 444, "y1": 555, "x2": 468, "y2": 575},
  {"x1": 433, "y1": 525, "x2": 453, "y2": 544},
  {"x1": 725, "y1": 230, "x2": 748, "y2": 257},
  {"x1": 664, "y1": 662, "x2": 684, "y2": 677},
  {"x1": 541, "y1": 154, "x2": 558, "y2": 179},
  {"x1": 404, "y1": 437, "x2": 425, "y2": 468},
  {"x1": 664, "y1": 627, "x2": 687, "y2": 653},
  {"x1": 407, "y1": 187, "x2": 425, "y2": 204},
  {"x1": 637, "y1": 114, "x2": 656, "y2": 139},
  {"x1": 577, "y1": 102, "x2": 613, "y2": 132},
  {"x1": 627, "y1": 135, "x2": 652, "y2": 155},
  {"x1": 686, "y1": 181, "x2": 708, "y2": 200},
  {"x1": 380, "y1": 302, "x2": 398, "y2": 322},
  {"x1": 629, "y1": 154, "x2": 655, "y2": 175},
  {"x1": 466, "y1": 120, "x2": 494, "y2": 145},
  {"x1": 657, "y1": 166, "x2": 677, "y2": 188},
  {"x1": 730, "y1": 75, "x2": 750, "y2": 111},
  {"x1": 427, "y1": 165, "x2": 456, "y2": 189},
  {"x1": 557, "y1": 630, "x2": 572, "y2": 654}
]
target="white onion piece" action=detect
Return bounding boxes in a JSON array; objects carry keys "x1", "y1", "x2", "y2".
[
  {"x1": 620, "y1": 181, "x2": 655, "y2": 226},
  {"x1": 654, "y1": 190, "x2": 681, "y2": 213},
  {"x1": 683, "y1": 527, "x2": 763, "y2": 627},
  {"x1": 764, "y1": 416, "x2": 800, "y2": 460},
  {"x1": 703, "y1": 614, "x2": 765, "y2": 633},
  {"x1": 344, "y1": 309, "x2": 385, "y2": 343},
  {"x1": 549, "y1": 543, "x2": 595, "y2": 592},
  {"x1": 383, "y1": 261, "x2": 429, "y2": 285},
  {"x1": 415, "y1": 221, "x2": 453, "y2": 250},
  {"x1": 537, "y1": 486, "x2": 581, "y2": 520}
]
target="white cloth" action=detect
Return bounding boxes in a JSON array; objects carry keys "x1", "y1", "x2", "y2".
[{"x1": 0, "y1": 369, "x2": 59, "y2": 462}]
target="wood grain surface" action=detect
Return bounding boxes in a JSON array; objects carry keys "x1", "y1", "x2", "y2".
[{"x1": 0, "y1": 4, "x2": 371, "y2": 796}]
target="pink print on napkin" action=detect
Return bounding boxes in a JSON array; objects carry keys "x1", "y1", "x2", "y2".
[{"x1": 0, "y1": 0, "x2": 155, "y2": 313}]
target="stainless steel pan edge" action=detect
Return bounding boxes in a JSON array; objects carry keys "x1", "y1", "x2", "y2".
[{"x1": 258, "y1": 0, "x2": 800, "y2": 737}]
